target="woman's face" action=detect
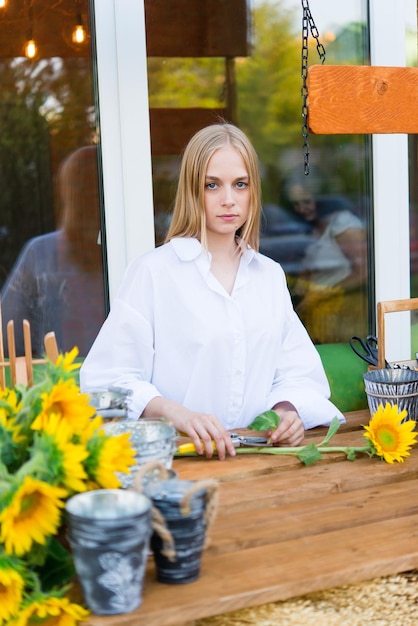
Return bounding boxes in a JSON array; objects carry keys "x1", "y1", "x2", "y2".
[
  {"x1": 289, "y1": 184, "x2": 317, "y2": 222},
  {"x1": 203, "y1": 145, "x2": 250, "y2": 243}
]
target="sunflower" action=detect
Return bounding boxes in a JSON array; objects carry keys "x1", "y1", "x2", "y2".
[
  {"x1": 31, "y1": 380, "x2": 95, "y2": 434},
  {"x1": 10, "y1": 594, "x2": 89, "y2": 626},
  {"x1": 86, "y1": 431, "x2": 136, "y2": 488},
  {"x1": 363, "y1": 402, "x2": 418, "y2": 463},
  {"x1": 76, "y1": 414, "x2": 104, "y2": 445},
  {"x1": 0, "y1": 389, "x2": 25, "y2": 445},
  {"x1": 31, "y1": 414, "x2": 89, "y2": 493},
  {"x1": 55, "y1": 346, "x2": 81, "y2": 374},
  {"x1": 0, "y1": 555, "x2": 25, "y2": 624},
  {"x1": 0, "y1": 476, "x2": 67, "y2": 556}
]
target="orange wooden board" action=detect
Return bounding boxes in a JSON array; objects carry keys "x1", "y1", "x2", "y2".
[{"x1": 307, "y1": 65, "x2": 418, "y2": 134}]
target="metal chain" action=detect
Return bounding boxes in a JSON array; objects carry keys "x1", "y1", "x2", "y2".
[{"x1": 301, "y1": 0, "x2": 326, "y2": 175}]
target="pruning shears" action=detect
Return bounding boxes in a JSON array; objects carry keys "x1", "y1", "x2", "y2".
[{"x1": 177, "y1": 432, "x2": 272, "y2": 455}]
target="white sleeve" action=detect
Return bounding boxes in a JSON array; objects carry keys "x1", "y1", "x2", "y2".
[{"x1": 80, "y1": 256, "x2": 163, "y2": 419}]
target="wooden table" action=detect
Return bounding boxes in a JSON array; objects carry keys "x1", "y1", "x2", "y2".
[{"x1": 83, "y1": 410, "x2": 418, "y2": 625}]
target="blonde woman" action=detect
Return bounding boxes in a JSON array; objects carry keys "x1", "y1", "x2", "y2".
[{"x1": 81, "y1": 123, "x2": 344, "y2": 460}]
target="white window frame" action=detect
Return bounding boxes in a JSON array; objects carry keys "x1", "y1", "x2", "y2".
[
  {"x1": 370, "y1": 0, "x2": 411, "y2": 361},
  {"x1": 93, "y1": 0, "x2": 155, "y2": 303},
  {"x1": 94, "y1": 0, "x2": 413, "y2": 360}
]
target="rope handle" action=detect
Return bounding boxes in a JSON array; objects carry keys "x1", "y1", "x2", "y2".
[
  {"x1": 133, "y1": 460, "x2": 171, "y2": 492},
  {"x1": 132, "y1": 461, "x2": 176, "y2": 560},
  {"x1": 180, "y1": 478, "x2": 219, "y2": 548},
  {"x1": 133, "y1": 469, "x2": 219, "y2": 559}
]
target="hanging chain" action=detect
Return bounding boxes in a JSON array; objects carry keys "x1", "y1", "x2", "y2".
[{"x1": 301, "y1": 0, "x2": 326, "y2": 175}]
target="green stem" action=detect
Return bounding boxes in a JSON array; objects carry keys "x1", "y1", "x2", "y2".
[
  {"x1": 15, "y1": 450, "x2": 47, "y2": 480},
  {"x1": 234, "y1": 445, "x2": 372, "y2": 456},
  {"x1": 175, "y1": 445, "x2": 374, "y2": 458}
]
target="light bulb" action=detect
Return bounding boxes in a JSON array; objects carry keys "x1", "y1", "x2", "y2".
[
  {"x1": 24, "y1": 39, "x2": 37, "y2": 58},
  {"x1": 0, "y1": 0, "x2": 7, "y2": 8},
  {"x1": 72, "y1": 23, "x2": 85, "y2": 44}
]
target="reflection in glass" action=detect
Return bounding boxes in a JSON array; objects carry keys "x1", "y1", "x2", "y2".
[
  {"x1": 147, "y1": 0, "x2": 370, "y2": 343},
  {"x1": 1, "y1": 146, "x2": 105, "y2": 357},
  {"x1": 0, "y1": 0, "x2": 105, "y2": 357}
]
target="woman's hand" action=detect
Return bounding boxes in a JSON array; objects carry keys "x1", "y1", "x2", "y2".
[
  {"x1": 269, "y1": 401, "x2": 304, "y2": 446},
  {"x1": 142, "y1": 397, "x2": 236, "y2": 460}
]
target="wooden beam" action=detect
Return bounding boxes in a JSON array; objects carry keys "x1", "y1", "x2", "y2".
[
  {"x1": 145, "y1": 0, "x2": 250, "y2": 58},
  {"x1": 307, "y1": 65, "x2": 418, "y2": 134},
  {"x1": 149, "y1": 108, "x2": 228, "y2": 155}
]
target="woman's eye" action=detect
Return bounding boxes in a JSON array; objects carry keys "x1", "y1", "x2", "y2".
[
  {"x1": 206, "y1": 182, "x2": 217, "y2": 190},
  {"x1": 236, "y1": 181, "x2": 248, "y2": 189}
]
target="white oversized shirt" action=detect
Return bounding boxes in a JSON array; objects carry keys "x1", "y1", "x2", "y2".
[{"x1": 80, "y1": 238, "x2": 345, "y2": 429}]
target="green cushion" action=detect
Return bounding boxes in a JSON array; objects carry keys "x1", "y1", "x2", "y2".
[{"x1": 316, "y1": 343, "x2": 369, "y2": 413}]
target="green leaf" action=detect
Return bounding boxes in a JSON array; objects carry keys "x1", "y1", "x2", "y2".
[
  {"x1": 35, "y1": 537, "x2": 75, "y2": 591},
  {"x1": 320, "y1": 416, "x2": 341, "y2": 445},
  {"x1": 248, "y1": 410, "x2": 280, "y2": 432},
  {"x1": 295, "y1": 443, "x2": 323, "y2": 466},
  {"x1": 346, "y1": 449, "x2": 358, "y2": 461}
]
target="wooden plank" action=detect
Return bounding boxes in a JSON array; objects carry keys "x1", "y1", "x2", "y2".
[
  {"x1": 149, "y1": 108, "x2": 228, "y2": 155},
  {"x1": 7, "y1": 321, "x2": 17, "y2": 387},
  {"x1": 307, "y1": 65, "x2": 418, "y2": 134},
  {"x1": 212, "y1": 455, "x2": 418, "y2": 512},
  {"x1": 23, "y1": 320, "x2": 33, "y2": 387},
  {"x1": 207, "y1": 480, "x2": 418, "y2": 555},
  {"x1": 44, "y1": 331, "x2": 59, "y2": 364},
  {"x1": 145, "y1": 0, "x2": 250, "y2": 58}
]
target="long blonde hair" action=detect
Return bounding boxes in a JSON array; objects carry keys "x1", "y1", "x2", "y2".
[{"x1": 165, "y1": 123, "x2": 261, "y2": 251}]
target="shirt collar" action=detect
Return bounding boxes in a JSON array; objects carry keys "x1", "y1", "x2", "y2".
[
  {"x1": 170, "y1": 237, "x2": 204, "y2": 261},
  {"x1": 170, "y1": 236, "x2": 256, "y2": 264}
]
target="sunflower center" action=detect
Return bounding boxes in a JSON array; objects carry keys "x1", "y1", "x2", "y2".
[
  {"x1": 375, "y1": 425, "x2": 398, "y2": 451},
  {"x1": 48, "y1": 402, "x2": 62, "y2": 417},
  {"x1": 20, "y1": 492, "x2": 40, "y2": 516}
]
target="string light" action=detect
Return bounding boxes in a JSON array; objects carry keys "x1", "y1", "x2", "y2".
[
  {"x1": 24, "y1": 0, "x2": 37, "y2": 59},
  {"x1": 72, "y1": 0, "x2": 86, "y2": 44},
  {"x1": 24, "y1": 39, "x2": 37, "y2": 58}
]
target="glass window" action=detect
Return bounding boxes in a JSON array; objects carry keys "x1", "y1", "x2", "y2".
[
  {"x1": 0, "y1": 0, "x2": 106, "y2": 358},
  {"x1": 146, "y1": 0, "x2": 371, "y2": 344}
]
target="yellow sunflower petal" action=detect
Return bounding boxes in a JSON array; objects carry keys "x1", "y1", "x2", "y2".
[
  {"x1": 11, "y1": 595, "x2": 89, "y2": 626},
  {"x1": 0, "y1": 565, "x2": 24, "y2": 623},
  {"x1": 31, "y1": 380, "x2": 95, "y2": 433},
  {"x1": 55, "y1": 346, "x2": 81, "y2": 373},
  {"x1": 40, "y1": 414, "x2": 89, "y2": 493},
  {"x1": 0, "y1": 476, "x2": 67, "y2": 556},
  {"x1": 92, "y1": 433, "x2": 136, "y2": 489},
  {"x1": 363, "y1": 402, "x2": 418, "y2": 463}
]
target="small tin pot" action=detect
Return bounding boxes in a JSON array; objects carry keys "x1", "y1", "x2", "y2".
[{"x1": 65, "y1": 489, "x2": 152, "y2": 614}]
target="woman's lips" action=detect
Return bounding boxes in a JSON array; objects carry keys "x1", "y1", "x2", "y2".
[{"x1": 219, "y1": 214, "x2": 237, "y2": 221}]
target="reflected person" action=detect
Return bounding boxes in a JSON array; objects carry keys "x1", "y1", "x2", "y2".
[
  {"x1": 287, "y1": 181, "x2": 367, "y2": 343},
  {"x1": 1, "y1": 145, "x2": 105, "y2": 357}
]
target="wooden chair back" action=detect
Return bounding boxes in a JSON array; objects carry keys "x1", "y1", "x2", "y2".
[
  {"x1": 376, "y1": 298, "x2": 418, "y2": 370},
  {"x1": 0, "y1": 307, "x2": 59, "y2": 387}
]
